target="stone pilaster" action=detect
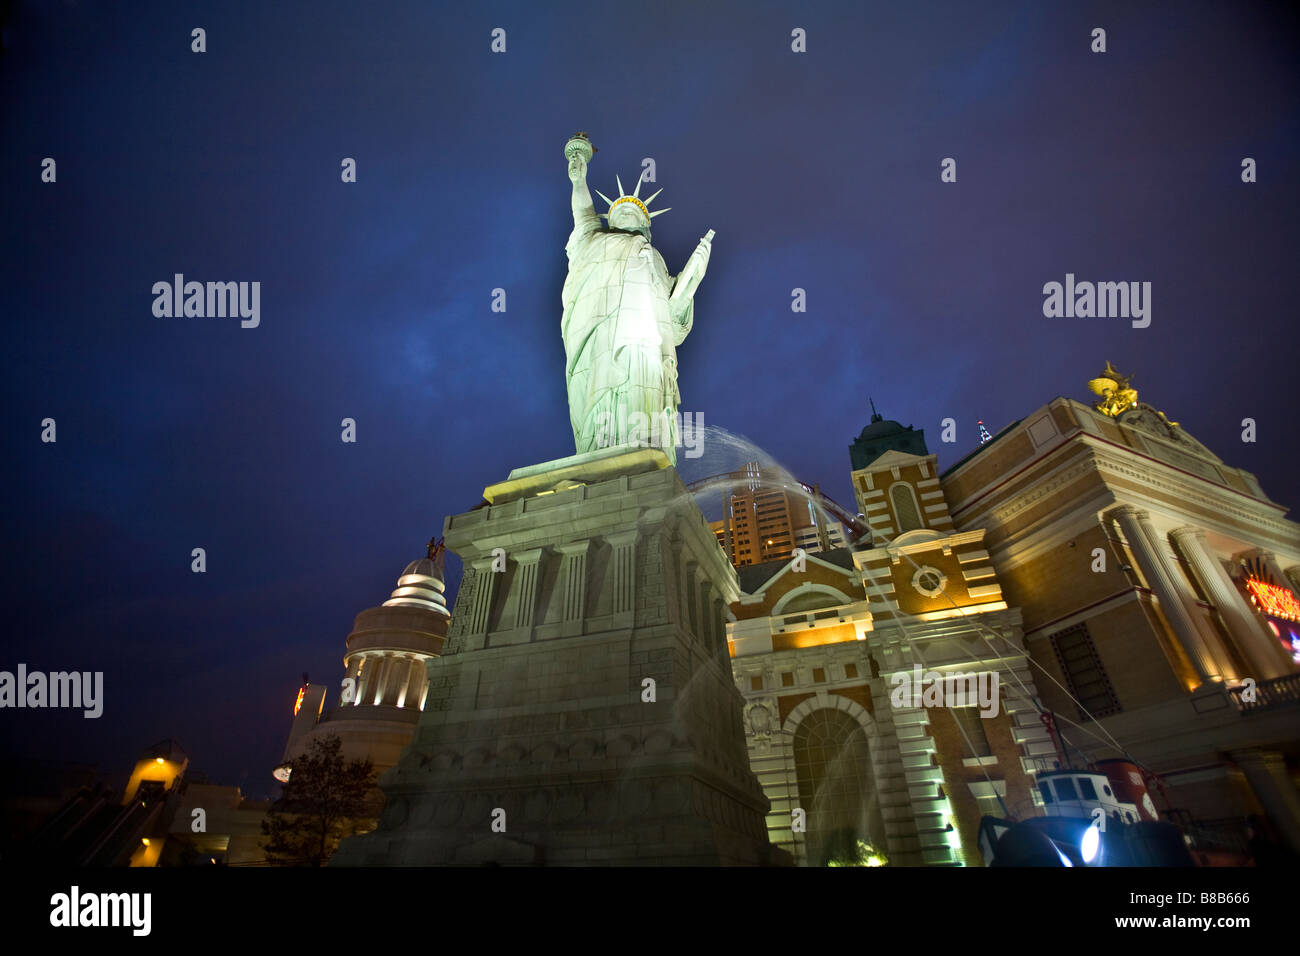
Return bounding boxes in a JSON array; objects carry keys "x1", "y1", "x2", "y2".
[
  {"x1": 698, "y1": 579, "x2": 714, "y2": 654},
  {"x1": 607, "y1": 530, "x2": 638, "y2": 618},
  {"x1": 557, "y1": 541, "x2": 591, "y2": 632},
  {"x1": 512, "y1": 547, "x2": 547, "y2": 631},
  {"x1": 467, "y1": 558, "x2": 499, "y2": 638}
]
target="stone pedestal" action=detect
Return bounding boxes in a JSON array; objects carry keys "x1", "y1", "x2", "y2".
[{"x1": 332, "y1": 446, "x2": 789, "y2": 866}]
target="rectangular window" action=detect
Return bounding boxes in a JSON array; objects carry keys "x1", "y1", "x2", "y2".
[
  {"x1": 1049, "y1": 622, "x2": 1121, "y2": 720},
  {"x1": 952, "y1": 706, "x2": 993, "y2": 758},
  {"x1": 750, "y1": 675, "x2": 763, "y2": 691},
  {"x1": 1077, "y1": 777, "x2": 1098, "y2": 801},
  {"x1": 845, "y1": 663, "x2": 858, "y2": 679},
  {"x1": 812, "y1": 668, "x2": 825, "y2": 683},
  {"x1": 781, "y1": 672, "x2": 794, "y2": 687},
  {"x1": 1053, "y1": 777, "x2": 1079, "y2": 801}
]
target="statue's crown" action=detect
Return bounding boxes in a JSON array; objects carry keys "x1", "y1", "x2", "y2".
[{"x1": 595, "y1": 174, "x2": 670, "y2": 227}]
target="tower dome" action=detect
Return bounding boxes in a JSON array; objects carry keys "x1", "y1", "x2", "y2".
[
  {"x1": 279, "y1": 539, "x2": 451, "y2": 783},
  {"x1": 383, "y1": 557, "x2": 450, "y2": 616},
  {"x1": 849, "y1": 400, "x2": 929, "y2": 470}
]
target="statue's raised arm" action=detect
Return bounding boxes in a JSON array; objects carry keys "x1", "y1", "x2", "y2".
[
  {"x1": 670, "y1": 229, "x2": 715, "y2": 313},
  {"x1": 566, "y1": 133, "x2": 597, "y2": 230}
]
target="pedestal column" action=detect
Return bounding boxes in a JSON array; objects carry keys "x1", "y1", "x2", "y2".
[
  {"x1": 1112, "y1": 507, "x2": 1224, "y2": 684},
  {"x1": 1232, "y1": 749, "x2": 1300, "y2": 854},
  {"x1": 1234, "y1": 548, "x2": 1300, "y2": 674},
  {"x1": 344, "y1": 658, "x2": 362, "y2": 705},
  {"x1": 1171, "y1": 528, "x2": 1284, "y2": 680},
  {"x1": 1285, "y1": 565, "x2": 1300, "y2": 592},
  {"x1": 372, "y1": 654, "x2": 393, "y2": 705},
  {"x1": 398, "y1": 657, "x2": 422, "y2": 709}
]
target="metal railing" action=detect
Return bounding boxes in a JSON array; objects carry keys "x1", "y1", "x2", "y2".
[
  {"x1": 1164, "y1": 811, "x2": 1251, "y2": 855},
  {"x1": 1228, "y1": 672, "x2": 1300, "y2": 713}
]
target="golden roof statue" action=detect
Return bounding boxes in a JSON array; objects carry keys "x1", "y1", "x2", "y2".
[
  {"x1": 1088, "y1": 361, "x2": 1138, "y2": 417},
  {"x1": 1088, "y1": 361, "x2": 1178, "y2": 426}
]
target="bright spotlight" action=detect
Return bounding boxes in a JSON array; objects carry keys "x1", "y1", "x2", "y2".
[{"x1": 1081, "y1": 825, "x2": 1100, "y2": 863}]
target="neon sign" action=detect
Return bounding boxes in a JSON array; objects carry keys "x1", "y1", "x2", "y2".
[{"x1": 1244, "y1": 578, "x2": 1300, "y2": 623}]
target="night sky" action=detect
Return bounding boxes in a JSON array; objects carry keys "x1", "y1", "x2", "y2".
[{"x1": 3, "y1": 1, "x2": 1297, "y2": 796}]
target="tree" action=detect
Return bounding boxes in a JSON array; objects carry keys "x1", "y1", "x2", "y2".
[
  {"x1": 261, "y1": 735, "x2": 375, "y2": 866},
  {"x1": 823, "y1": 828, "x2": 888, "y2": 867}
]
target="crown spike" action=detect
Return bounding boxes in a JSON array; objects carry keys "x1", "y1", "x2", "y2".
[
  {"x1": 633, "y1": 175, "x2": 644, "y2": 199},
  {"x1": 648, "y1": 207, "x2": 671, "y2": 218},
  {"x1": 594, "y1": 189, "x2": 615, "y2": 208},
  {"x1": 643, "y1": 187, "x2": 663, "y2": 206},
  {"x1": 615, "y1": 174, "x2": 626, "y2": 197}
]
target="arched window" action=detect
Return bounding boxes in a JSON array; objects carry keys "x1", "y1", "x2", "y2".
[
  {"x1": 890, "y1": 483, "x2": 924, "y2": 532},
  {"x1": 772, "y1": 583, "x2": 853, "y2": 616},
  {"x1": 793, "y1": 709, "x2": 885, "y2": 865},
  {"x1": 780, "y1": 589, "x2": 843, "y2": 614}
]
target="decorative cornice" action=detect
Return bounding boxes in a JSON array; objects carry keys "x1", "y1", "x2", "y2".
[
  {"x1": 1094, "y1": 455, "x2": 1297, "y2": 541},
  {"x1": 967, "y1": 442, "x2": 1299, "y2": 550},
  {"x1": 983, "y1": 455, "x2": 1096, "y2": 527}
]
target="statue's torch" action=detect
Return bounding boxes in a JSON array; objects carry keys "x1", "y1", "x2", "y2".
[{"x1": 565, "y1": 132, "x2": 595, "y2": 163}]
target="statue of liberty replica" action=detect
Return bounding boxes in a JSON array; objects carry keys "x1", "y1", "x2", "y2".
[
  {"x1": 331, "y1": 133, "x2": 786, "y2": 868},
  {"x1": 562, "y1": 132, "x2": 713, "y2": 465}
]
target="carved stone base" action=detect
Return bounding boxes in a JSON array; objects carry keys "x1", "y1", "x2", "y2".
[{"x1": 332, "y1": 448, "x2": 789, "y2": 866}]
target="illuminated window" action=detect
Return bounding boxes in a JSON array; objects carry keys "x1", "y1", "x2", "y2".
[
  {"x1": 750, "y1": 675, "x2": 763, "y2": 691},
  {"x1": 781, "y1": 672, "x2": 795, "y2": 687},
  {"x1": 793, "y1": 709, "x2": 884, "y2": 865},
  {"x1": 812, "y1": 668, "x2": 826, "y2": 683}
]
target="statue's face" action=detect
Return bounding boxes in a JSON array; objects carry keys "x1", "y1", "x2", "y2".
[{"x1": 609, "y1": 202, "x2": 648, "y2": 234}]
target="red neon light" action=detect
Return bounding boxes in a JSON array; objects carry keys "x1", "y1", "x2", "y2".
[{"x1": 1245, "y1": 578, "x2": 1300, "y2": 623}]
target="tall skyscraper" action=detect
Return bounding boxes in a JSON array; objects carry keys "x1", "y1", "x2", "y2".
[{"x1": 710, "y1": 462, "x2": 847, "y2": 567}]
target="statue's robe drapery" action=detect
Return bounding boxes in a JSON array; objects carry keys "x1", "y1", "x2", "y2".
[{"x1": 562, "y1": 204, "x2": 692, "y2": 463}]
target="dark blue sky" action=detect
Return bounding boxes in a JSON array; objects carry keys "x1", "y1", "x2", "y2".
[{"x1": 3, "y1": 1, "x2": 1297, "y2": 794}]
